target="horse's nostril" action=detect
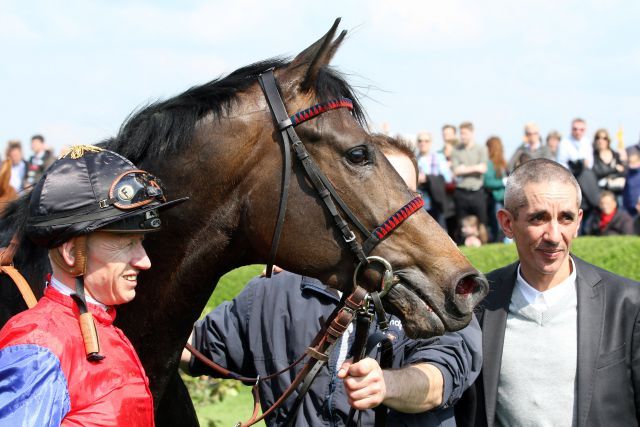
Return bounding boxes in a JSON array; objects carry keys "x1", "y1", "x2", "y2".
[{"x1": 456, "y1": 276, "x2": 478, "y2": 296}]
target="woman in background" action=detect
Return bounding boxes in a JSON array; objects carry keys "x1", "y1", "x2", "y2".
[
  {"x1": 483, "y1": 136, "x2": 508, "y2": 243},
  {"x1": 592, "y1": 128, "x2": 626, "y2": 195}
]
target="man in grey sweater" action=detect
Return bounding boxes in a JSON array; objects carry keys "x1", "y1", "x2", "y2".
[{"x1": 456, "y1": 158, "x2": 640, "y2": 427}]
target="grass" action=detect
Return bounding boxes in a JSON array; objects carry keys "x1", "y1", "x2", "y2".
[{"x1": 191, "y1": 235, "x2": 640, "y2": 425}]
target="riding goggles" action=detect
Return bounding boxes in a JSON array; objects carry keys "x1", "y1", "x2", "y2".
[{"x1": 103, "y1": 169, "x2": 166, "y2": 210}]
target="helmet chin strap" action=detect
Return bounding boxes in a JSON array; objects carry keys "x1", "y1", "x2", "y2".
[{"x1": 50, "y1": 236, "x2": 105, "y2": 362}]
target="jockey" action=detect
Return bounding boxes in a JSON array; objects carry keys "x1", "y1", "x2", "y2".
[{"x1": 0, "y1": 146, "x2": 187, "y2": 426}]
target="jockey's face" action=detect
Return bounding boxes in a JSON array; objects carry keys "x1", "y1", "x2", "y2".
[{"x1": 83, "y1": 232, "x2": 151, "y2": 306}]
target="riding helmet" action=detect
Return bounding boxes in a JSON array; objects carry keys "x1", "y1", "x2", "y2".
[{"x1": 26, "y1": 145, "x2": 188, "y2": 248}]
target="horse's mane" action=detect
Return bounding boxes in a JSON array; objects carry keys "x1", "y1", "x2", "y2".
[{"x1": 104, "y1": 58, "x2": 367, "y2": 164}]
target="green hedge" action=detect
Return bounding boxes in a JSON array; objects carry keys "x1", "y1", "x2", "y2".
[{"x1": 460, "y1": 235, "x2": 640, "y2": 280}]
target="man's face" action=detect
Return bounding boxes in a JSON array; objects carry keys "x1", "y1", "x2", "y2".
[
  {"x1": 599, "y1": 194, "x2": 617, "y2": 215},
  {"x1": 442, "y1": 127, "x2": 455, "y2": 142},
  {"x1": 547, "y1": 136, "x2": 560, "y2": 152},
  {"x1": 498, "y1": 181, "x2": 582, "y2": 288},
  {"x1": 386, "y1": 152, "x2": 417, "y2": 191},
  {"x1": 571, "y1": 121, "x2": 586, "y2": 140},
  {"x1": 83, "y1": 232, "x2": 151, "y2": 306},
  {"x1": 459, "y1": 128, "x2": 473, "y2": 145},
  {"x1": 524, "y1": 126, "x2": 540, "y2": 145},
  {"x1": 416, "y1": 133, "x2": 432, "y2": 155},
  {"x1": 8, "y1": 148, "x2": 22, "y2": 164},
  {"x1": 31, "y1": 138, "x2": 43, "y2": 153}
]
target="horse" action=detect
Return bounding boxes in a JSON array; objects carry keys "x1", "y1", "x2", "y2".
[{"x1": 0, "y1": 19, "x2": 488, "y2": 426}]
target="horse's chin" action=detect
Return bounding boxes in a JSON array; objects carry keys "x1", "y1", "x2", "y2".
[
  {"x1": 384, "y1": 281, "x2": 472, "y2": 339},
  {"x1": 384, "y1": 282, "x2": 442, "y2": 339}
]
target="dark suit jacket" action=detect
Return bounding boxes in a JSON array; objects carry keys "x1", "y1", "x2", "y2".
[{"x1": 456, "y1": 256, "x2": 640, "y2": 427}]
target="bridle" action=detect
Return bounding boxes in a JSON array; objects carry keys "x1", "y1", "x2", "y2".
[
  {"x1": 185, "y1": 69, "x2": 426, "y2": 426},
  {"x1": 257, "y1": 68, "x2": 424, "y2": 278}
]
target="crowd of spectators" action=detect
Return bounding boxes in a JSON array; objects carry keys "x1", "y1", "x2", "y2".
[
  {"x1": 3, "y1": 124, "x2": 640, "y2": 240},
  {"x1": 0, "y1": 135, "x2": 55, "y2": 213},
  {"x1": 413, "y1": 118, "x2": 640, "y2": 245}
]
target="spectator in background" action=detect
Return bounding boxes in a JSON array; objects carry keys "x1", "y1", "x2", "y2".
[
  {"x1": 459, "y1": 215, "x2": 488, "y2": 248},
  {"x1": 545, "y1": 130, "x2": 562, "y2": 161},
  {"x1": 585, "y1": 190, "x2": 634, "y2": 236},
  {"x1": 416, "y1": 131, "x2": 454, "y2": 229},
  {"x1": 634, "y1": 197, "x2": 640, "y2": 235},
  {"x1": 484, "y1": 137, "x2": 508, "y2": 243},
  {"x1": 451, "y1": 122, "x2": 489, "y2": 239},
  {"x1": 507, "y1": 123, "x2": 553, "y2": 172},
  {"x1": 441, "y1": 124, "x2": 457, "y2": 161},
  {"x1": 557, "y1": 118, "x2": 593, "y2": 171},
  {"x1": 557, "y1": 119, "x2": 600, "y2": 232},
  {"x1": 24, "y1": 134, "x2": 55, "y2": 190},
  {"x1": 623, "y1": 150, "x2": 640, "y2": 216},
  {"x1": 5, "y1": 140, "x2": 27, "y2": 193},
  {"x1": 0, "y1": 155, "x2": 17, "y2": 212},
  {"x1": 592, "y1": 128, "x2": 626, "y2": 195}
]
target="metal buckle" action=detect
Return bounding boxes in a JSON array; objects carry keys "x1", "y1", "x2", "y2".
[
  {"x1": 343, "y1": 231, "x2": 356, "y2": 243},
  {"x1": 352, "y1": 256, "x2": 397, "y2": 298},
  {"x1": 99, "y1": 199, "x2": 108, "y2": 209}
]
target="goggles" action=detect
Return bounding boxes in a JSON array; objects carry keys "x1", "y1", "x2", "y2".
[{"x1": 102, "y1": 169, "x2": 166, "y2": 210}]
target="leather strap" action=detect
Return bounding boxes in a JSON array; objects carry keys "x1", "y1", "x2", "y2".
[
  {"x1": 71, "y1": 276, "x2": 104, "y2": 362},
  {"x1": 0, "y1": 265, "x2": 37, "y2": 308},
  {"x1": 258, "y1": 70, "x2": 293, "y2": 278},
  {"x1": 0, "y1": 233, "x2": 37, "y2": 309},
  {"x1": 345, "y1": 308, "x2": 374, "y2": 427},
  {"x1": 258, "y1": 69, "x2": 369, "y2": 269},
  {"x1": 183, "y1": 286, "x2": 370, "y2": 427},
  {"x1": 283, "y1": 342, "x2": 335, "y2": 427}
]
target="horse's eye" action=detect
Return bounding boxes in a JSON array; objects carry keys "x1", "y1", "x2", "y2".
[{"x1": 347, "y1": 147, "x2": 368, "y2": 164}]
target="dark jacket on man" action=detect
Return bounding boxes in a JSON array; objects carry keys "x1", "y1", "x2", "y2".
[
  {"x1": 455, "y1": 256, "x2": 640, "y2": 427},
  {"x1": 189, "y1": 272, "x2": 482, "y2": 427}
]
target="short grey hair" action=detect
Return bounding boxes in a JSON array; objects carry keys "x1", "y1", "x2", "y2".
[{"x1": 504, "y1": 158, "x2": 582, "y2": 218}]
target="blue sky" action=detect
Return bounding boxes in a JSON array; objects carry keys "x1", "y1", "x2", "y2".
[{"x1": 2, "y1": 0, "x2": 639, "y2": 158}]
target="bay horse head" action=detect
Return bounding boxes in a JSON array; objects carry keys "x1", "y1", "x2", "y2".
[{"x1": 109, "y1": 18, "x2": 487, "y2": 346}]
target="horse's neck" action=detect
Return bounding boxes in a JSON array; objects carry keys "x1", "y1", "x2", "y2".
[{"x1": 116, "y1": 192, "x2": 252, "y2": 401}]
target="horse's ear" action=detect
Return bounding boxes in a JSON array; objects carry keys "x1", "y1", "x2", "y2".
[{"x1": 289, "y1": 18, "x2": 347, "y2": 92}]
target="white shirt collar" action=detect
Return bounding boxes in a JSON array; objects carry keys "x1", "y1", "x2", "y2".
[
  {"x1": 49, "y1": 276, "x2": 108, "y2": 310},
  {"x1": 515, "y1": 257, "x2": 577, "y2": 311}
]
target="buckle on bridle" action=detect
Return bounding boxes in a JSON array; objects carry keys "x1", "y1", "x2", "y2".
[
  {"x1": 343, "y1": 230, "x2": 356, "y2": 243},
  {"x1": 352, "y1": 256, "x2": 397, "y2": 298}
]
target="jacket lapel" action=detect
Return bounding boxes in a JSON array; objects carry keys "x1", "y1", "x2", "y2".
[
  {"x1": 574, "y1": 256, "x2": 604, "y2": 427},
  {"x1": 483, "y1": 263, "x2": 518, "y2": 427}
]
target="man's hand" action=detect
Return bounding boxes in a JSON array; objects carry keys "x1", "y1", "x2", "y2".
[
  {"x1": 260, "y1": 265, "x2": 284, "y2": 277},
  {"x1": 339, "y1": 358, "x2": 444, "y2": 413},
  {"x1": 337, "y1": 358, "x2": 386, "y2": 410}
]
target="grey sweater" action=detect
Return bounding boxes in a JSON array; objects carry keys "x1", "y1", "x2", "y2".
[{"x1": 495, "y1": 285, "x2": 578, "y2": 426}]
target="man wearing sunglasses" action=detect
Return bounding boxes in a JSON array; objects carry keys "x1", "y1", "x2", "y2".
[{"x1": 0, "y1": 146, "x2": 187, "y2": 426}]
